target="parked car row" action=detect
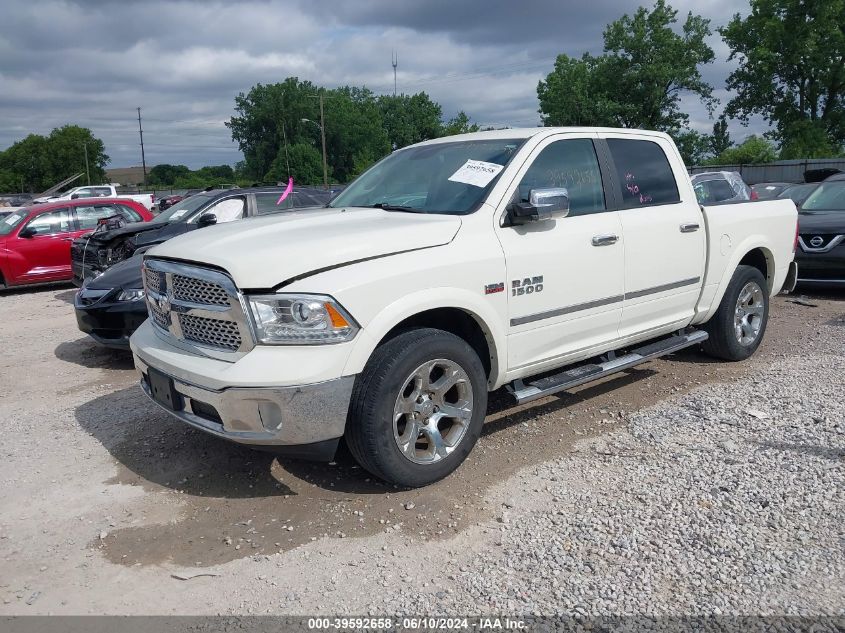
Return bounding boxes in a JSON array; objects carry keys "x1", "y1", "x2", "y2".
[{"x1": 73, "y1": 185, "x2": 338, "y2": 347}]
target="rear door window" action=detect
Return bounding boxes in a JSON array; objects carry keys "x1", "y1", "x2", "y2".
[
  {"x1": 255, "y1": 192, "x2": 292, "y2": 214},
  {"x1": 606, "y1": 139, "x2": 680, "y2": 208},
  {"x1": 74, "y1": 204, "x2": 142, "y2": 229}
]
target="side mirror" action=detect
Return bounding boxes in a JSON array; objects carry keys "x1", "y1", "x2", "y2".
[
  {"x1": 197, "y1": 213, "x2": 217, "y2": 228},
  {"x1": 70, "y1": 193, "x2": 81, "y2": 199},
  {"x1": 507, "y1": 188, "x2": 570, "y2": 225},
  {"x1": 18, "y1": 226, "x2": 37, "y2": 238}
]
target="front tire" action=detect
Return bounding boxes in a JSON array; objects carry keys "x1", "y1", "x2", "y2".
[
  {"x1": 345, "y1": 328, "x2": 487, "y2": 487},
  {"x1": 702, "y1": 265, "x2": 769, "y2": 361}
]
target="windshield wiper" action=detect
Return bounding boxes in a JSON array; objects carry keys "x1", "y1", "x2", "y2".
[{"x1": 369, "y1": 202, "x2": 427, "y2": 214}]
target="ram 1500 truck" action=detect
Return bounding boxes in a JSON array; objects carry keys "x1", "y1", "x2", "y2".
[{"x1": 130, "y1": 128, "x2": 799, "y2": 487}]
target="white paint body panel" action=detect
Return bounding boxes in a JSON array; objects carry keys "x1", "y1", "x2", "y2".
[{"x1": 131, "y1": 127, "x2": 797, "y2": 399}]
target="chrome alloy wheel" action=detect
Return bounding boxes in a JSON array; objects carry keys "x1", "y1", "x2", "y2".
[
  {"x1": 392, "y1": 359, "x2": 474, "y2": 465},
  {"x1": 734, "y1": 281, "x2": 765, "y2": 346}
]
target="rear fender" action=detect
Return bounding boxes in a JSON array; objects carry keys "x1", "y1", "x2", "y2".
[{"x1": 693, "y1": 237, "x2": 779, "y2": 325}]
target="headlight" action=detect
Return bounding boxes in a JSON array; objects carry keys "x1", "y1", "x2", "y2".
[
  {"x1": 246, "y1": 294, "x2": 358, "y2": 345},
  {"x1": 117, "y1": 288, "x2": 145, "y2": 301}
]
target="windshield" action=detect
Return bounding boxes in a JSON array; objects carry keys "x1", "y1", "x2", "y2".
[
  {"x1": 0, "y1": 211, "x2": 27, "y2": 236},
  {"x1": 328, "y1": 139, "x2": 525, "y2": 215},
  {"x1": 151, "y1": 193, "x2": 213, "y2": 223},
  {"x1": 800, "y1": 181, "x2": 845, "y2": 213}
]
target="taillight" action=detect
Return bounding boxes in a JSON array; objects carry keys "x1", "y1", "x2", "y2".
[{"x1": 750, "y1": 190, "x2": 759, "y2": 201}]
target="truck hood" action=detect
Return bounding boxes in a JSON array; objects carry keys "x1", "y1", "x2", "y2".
[{"x1": 147, "y1": 207, "x2": 462, "y2": 289}]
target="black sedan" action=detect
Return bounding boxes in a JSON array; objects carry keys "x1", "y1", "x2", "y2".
[
  {"x1": 75, "y1": 254, "x2": 147, "y2": 349},
  {"x1": 795, "y1": 173, "x2": 845, "y2": 286},
  {"x1": 71, "y1": 185, "x2": 337, "y2": 285}
]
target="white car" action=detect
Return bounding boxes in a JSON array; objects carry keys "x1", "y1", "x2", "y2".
[
  {"x1": 131, "y1": 128, "x2": 798, "y2": 486},
  {"x1": 691, "y1": 171, "x2": 754, "y2": 204},
  {"x1": 35, "y1": 185, "x2": 154, "y2": 210}
]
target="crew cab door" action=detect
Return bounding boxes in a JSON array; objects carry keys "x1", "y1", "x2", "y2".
[
  {"x1": 598, "y1": 135, "x2": 705, "y2": 337},
  {"x1": 9, "y1": 207, "x2": 75, "y2": 282},
  {"x1": 495, "y1": 135, "x2": 624, "y2": 374}
]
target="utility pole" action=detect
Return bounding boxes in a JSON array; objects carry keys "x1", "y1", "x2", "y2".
[
  {"x1": 137, "y1": 107, "x2": 147, "y2": 188},
  {"x1": 319, "y1": 94, "x2": 328, "y2": 190},
  {"x1": 392, "y1": 50, "x2": 398, "y2": 97},
  {"x1": 82, "y1": 142, "x2": 90, "y2": 185}
]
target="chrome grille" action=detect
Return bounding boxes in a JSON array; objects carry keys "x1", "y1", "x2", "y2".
[
  {"x1": 172, "y1": 274, "x2": 230, "y2": 306},
  {"x1": 179, "y1": 314, "x2": 242, "y2": 351},
  {"x1": 149, "y1": 301, "x2": 169, "y2": 329},
  {"x1": 144, "y1": 267, "x2": 164, "y2": 295},
  {"x1": 142, "y1": 258, "x2": 253, "y2": 358}
]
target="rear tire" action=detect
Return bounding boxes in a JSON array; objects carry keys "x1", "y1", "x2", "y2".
[
  {"x1": 345, "y1": 327, "x2": 487, "y2": 487},
  {"x1": 702, "y1": 265, "x2": 769, "y2": 361}
]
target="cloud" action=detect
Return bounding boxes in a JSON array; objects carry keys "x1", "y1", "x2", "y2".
[{"x1": 0, "y1": 0, "x2": 766, "y2": 170}]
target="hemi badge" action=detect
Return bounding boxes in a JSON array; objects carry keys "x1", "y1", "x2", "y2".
[{"x1": 485, "y1": 282, "x2": 505, "y2": 295}]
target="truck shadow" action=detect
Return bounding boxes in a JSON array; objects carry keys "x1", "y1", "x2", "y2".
[
  {"x1": 74, "y1": 385, "x2": 294, "y2": 499},
  {"x1": 76, "y1": 367, "x2": 662, "y2": 567},
  {"x1": 75, "y1": 367, "x2": 657, "y2": 499},
  {"x1": 55, "y1": 337, "x2": 134, "y2": 370}
]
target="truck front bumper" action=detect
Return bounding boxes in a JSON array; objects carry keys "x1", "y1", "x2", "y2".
[
  {"x1": 134, "y1": 355, "x2": 354, "y2": 454},
  {"x1": 130, "y1": 320, "x2": 357, "y2": 456}
]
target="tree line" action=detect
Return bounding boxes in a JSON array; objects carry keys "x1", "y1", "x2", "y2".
[
  {"x1": 0, "y1": 126, "x2": 108, "y2": 193},
  {"x1": 226, "y1": 78, "x2": 479, "y2": 185},
  {"x1": 1, "y1": 0, "x2": 842, "y2": 192},
  {"x1": 537, "y1": 0, "x2": 845, "y2": 165}
]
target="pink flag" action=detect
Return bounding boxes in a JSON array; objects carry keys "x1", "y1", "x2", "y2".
[{"x1": 277, "y1": 177, "x2": 293, "y2": 204}]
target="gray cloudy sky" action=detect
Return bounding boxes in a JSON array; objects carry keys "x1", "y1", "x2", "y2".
[{"x1": 0, "y1": 0, "x2": 765, "y2": 169}]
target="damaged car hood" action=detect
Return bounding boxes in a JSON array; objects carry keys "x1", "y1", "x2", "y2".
[{"x1": 146, "y1": 207, "x2": 462, "y2": 289}]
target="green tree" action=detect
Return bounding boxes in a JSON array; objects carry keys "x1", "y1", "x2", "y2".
[
  {"x1": 442, "y1": 112, "x2": 480, "y2": 136},
  {"x1": 377, "y1": 93, "x2": 443, "y2": 148},
  {"x1": 148, "y1": 164, "x2": 191, "y2": 185},
  {"x1": 46, "y1": 125, "x2": 109, "y2": 186},
  {"x1": 706, "y1": 135, "x2": 777, "y2": 165},
  {"x1": 720, "y1": 0, "x2": 845, "y2": 157},
  {"x1": 227, "y1": 78, "x2": 320, "y2": 181},
  {"x1": 674, "y1": 129, "x2": 712, "y2": 165},
  {"x1": 264, "y1": 142, "x2": 325, "y2": 185},
  {"x1": 0, "y1": 125, "x2": 108, "y2": 192},
  {"x1": 320, "y1": 86, "x2": 391, "y2": 180},
  {"x1": 710, "y1": 115, "x2": 733, "y2": 156},
  {"x1": 538, "y1": 0, "x2": 716, "y2": 132}
]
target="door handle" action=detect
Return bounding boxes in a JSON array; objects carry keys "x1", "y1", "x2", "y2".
[
  {"x1": 62, "y1": 237, "x2": 75, "y2": 242},
  {"x1": 591, "y1": 234, "x2": 619, "y2": 247},
  {"x1": 680, "y1": 223, "x2": 700, "y2": 233}
]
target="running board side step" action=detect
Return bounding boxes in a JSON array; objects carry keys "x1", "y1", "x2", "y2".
[{"x1": 506, "y1": 330, "x2": 709, "y2": 405}]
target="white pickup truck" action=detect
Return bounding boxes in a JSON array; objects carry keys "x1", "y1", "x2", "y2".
[
  {"x1": 131, "y1": 128, "x2": 798, "y2": 487},
  {"x1": 35, "y1": 185, "x2": 154, "y2": 210}
]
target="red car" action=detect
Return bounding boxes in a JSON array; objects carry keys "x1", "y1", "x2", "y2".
[{"x1": 0, "y1": 199, "x2": 153, "y2": 289}]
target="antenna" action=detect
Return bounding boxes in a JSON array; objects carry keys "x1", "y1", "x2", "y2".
[{"x1": 391, "y1": 50, "x2": 398, "y2": 97}]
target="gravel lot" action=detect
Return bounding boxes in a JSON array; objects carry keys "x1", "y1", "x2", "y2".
[{"x1": 0, "y1": 284, "x2": 842, "y2": 617}]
